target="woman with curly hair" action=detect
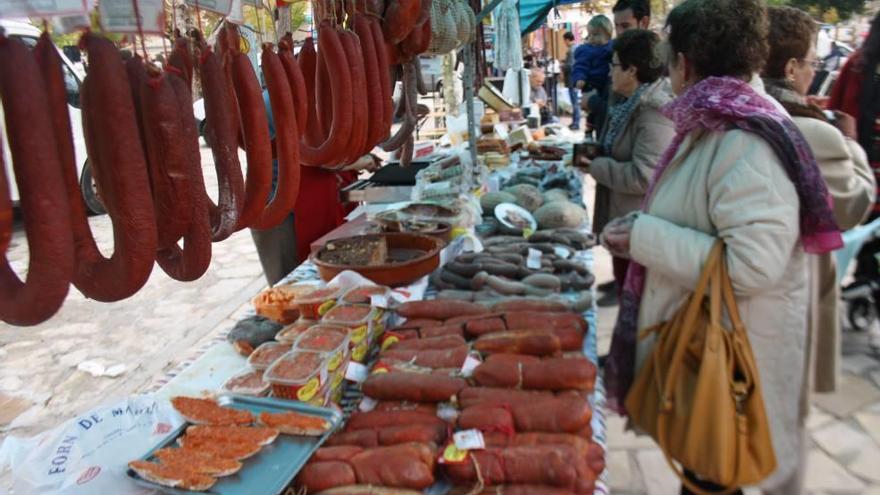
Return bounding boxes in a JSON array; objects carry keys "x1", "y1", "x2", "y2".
[
  {"x1": 601, "y1": 0, "x2": 843, "y2": 492},
  {"x1": 763, "y1": 4, "x2": 874, "y2": 409},
  {"x1": 578, "y1": 29, "x2": 674, "y2": 303}
]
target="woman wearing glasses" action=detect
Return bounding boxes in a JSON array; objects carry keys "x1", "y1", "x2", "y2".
[
  {"x1": 577, "y1": 29, "x2": 675, "y2": 301},
  {"x1": 762, "y1": 4, "x2": 874, "y2": 420}
]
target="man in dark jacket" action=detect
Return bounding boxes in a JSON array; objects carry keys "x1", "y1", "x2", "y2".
[{"x1": 561, "y1": 32, "x2": 580, "y2": 130}]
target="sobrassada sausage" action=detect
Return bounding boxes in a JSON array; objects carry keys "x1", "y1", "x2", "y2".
[
  {"x1": 299, "y1": 37, "x2": 324, "y2": 146},
  {"x1": 373, "y1": 401, "x2": 438, "y2": 414},
  {"x1": 382, "y1": 0, "x2": 421, "y2": 43},
  {"x1": 197, "y1": 46, "x2": 244, "y2": 242},
  {"x1": 473, "y1": 356, "x2": 596, "y2": 391},
  {"x1": 313, "y1": 446, "x2": 365, "y2": 462},
  {"x1": 353, "y1": 15, "x2": 383, "y2": 153},
  {"x1": 167, "y1": 35, "x2": 193, "y2": 88},
  {"x1": 381, "y1": 345, "x2": 469, "y2": 368},
  {"x1": 450, "y1": 485, "x2": 576, "y2": 495},
  {"x1": 369, "y1": 18, "x2": 393, "y2": 141},
  {"x1": 338, "y1": 31, "x2": 367, "y2": 165},
  {"x1": 385, "y1": 334, "x2": 466, "y2": 351},
  {"x1": 326, "y1": 429, "x2": 381, "y2": 448},
  {"x1": 396, "y1": 300, "x2": 488, "y2": 320},
  {"x1": 70, "y1": 34, "x2": 158, "y2": 302},
  {"x1": 298, "y1": 461, "x2": 357, "y2": 492},
  {"x1": 249, "y1": 45, "x2": 301, "y2": 230},
  {"x1": 457, "y1": 387, "x2": 556, "y2": 409},
  {"x1": 345, "y1": 410, "x2": 444, "y2": 431},
  {"x1": 502, "y1": 311, "x2": 587, "y2": 332},
  {"x1": 299, "y1": 23, "x2": 354, "y2": 167},
  {"x1": 330, "y1": 423, "x2": 447, "y2": 447},
  {"x1": 0, "y1": 34, "x2": 74, "y2": 325},
  {"x1": 155, "y1": 73, "x2": 212, "y2": 281},
  {"x1": 316, "y1": 487, "x2": 422, "y2": 495},
  {"x1": 229, "y1": 49, "x2": 272, "y2": 229},
  {"x1": 473, "y1": 331, "x2": 561, "y2": 356},
  {"x1": 349, "y1": 443, "x2": 436, "y2": 489},
  {"x1": 278, "y1": 34, "x2": 308, "y2": 129},
  {"x1": 362, "y1": 372, "x2": 466, "y2": 402}
]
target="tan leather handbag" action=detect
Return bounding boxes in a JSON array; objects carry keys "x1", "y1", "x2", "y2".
[{"x1": 625, "y1": 242, "x2": 776, "y2": 493}]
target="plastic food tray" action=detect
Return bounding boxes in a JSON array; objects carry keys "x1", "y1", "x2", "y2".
[{"x1": 127, "y1": 395, "x2": 342, "y2": 494}]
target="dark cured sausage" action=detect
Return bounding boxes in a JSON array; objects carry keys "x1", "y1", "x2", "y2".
[
  {"x1": 278, "y1": 34, "x2": 308, "y2": 129},
  {"x1": 138, "y1": 67, "x2": 194, "y2": 249},
  {"x1": 218, "y1": 24, "x2": 243, "y2": 149},
  {"x1": 198, "y1": 46, "x2": 245, "y2": 242},
  {"x1": 72, "y1": 34, "x2": 158, "y2": 302},
  {"x1": 229, "y1": 50, "x2": 273, "y2": 229},
  {"x1": 167, "y1": 36, "x2": 194, "y2": 89},
  {"x1": 353, "y1": 15, "x2": 383, "y2": 153},
  {"x1": 155, "y1": 73, "x2": 212, "y2": 281},
  {"x1": 299, "y1": 23, "x2": 354, "y2": 167},
  {"x1": 249, "y1": 45, "x2": 301, "y2": 230},
  {"x1": 338, "y1": 31, "x2": 367, "y2": 165},
  {"x1": 0, "y1": 35, "x2": 74, "y2": 325},
  {"x1": 385, "y1": 334, "x2": 466, "y2": 351},
  {"x1": 369, "y1": 18, "x2": 393, "y2": 141}
]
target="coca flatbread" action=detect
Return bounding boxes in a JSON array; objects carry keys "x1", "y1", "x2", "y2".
[
  {"x1": 177, "y1": 435, "x2": 263, "y2": 460},
  {"x1": 185, "y1": 425, "x2": 280, "y2": 446},
  {"x1": 154, "y1": 447, "x2": 243, "y2": 477},
  {"x1": 129, "y1": 460, "x2": 216, "y2": 492},
  {"x1": 257, "y1": 411, "x2": 332, "y2": 436},
  {"x1": 171, "y1": 396, "x2": 253, "y2": 426}
]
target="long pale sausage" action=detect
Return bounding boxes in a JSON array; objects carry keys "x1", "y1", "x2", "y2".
[
  {"x1": 198, "y1": 46, "x2": 244, "y2": 242},
  {"x1": 229, "y1": 49, "x2": 273, "y2": 229},
  {"x1": 249, "y1": 44, "x2": 301, "y2": 230},
  {"x1": 0, "y1": 34, "x2": 74, "y2": 325},
  {"x1": 67, "y1": 34, "x2": 157, "y2": 302}
]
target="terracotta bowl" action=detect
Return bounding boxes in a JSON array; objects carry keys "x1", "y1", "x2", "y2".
[{"x1": 311, "y1": 233, "x2": 443, "y2": 287}]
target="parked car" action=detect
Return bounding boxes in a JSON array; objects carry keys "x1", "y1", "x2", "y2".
[{"x1": 0, "y1": 19, "x2": 105, "y2": 213}]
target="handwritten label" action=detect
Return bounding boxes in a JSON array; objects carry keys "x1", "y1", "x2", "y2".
[
  {"x1": 460, "y1": 354, "x2": 481, "y2": 377},
  {"x1": 0, "y1": 0, "x2": 86, "y2": 18},
  {"x1": 526, "y1": 248, "x2": 542, "y2": 269},
  {"x1": 453, "y1": 429, "x2": 486, "y2": 450},
  {"x1": 184, "y1": 0, "x2": 232, "y2": 15},
  {"x1": 98, "y1": 0, "x2": 164, "y2": 33},
  {"x1": 344, "y1": 362, "x2": 369, "y2": 383}
]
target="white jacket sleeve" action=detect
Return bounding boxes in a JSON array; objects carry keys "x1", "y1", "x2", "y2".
[{"x1": 630, "y1": 130, "x2": 801, "y2": 295}]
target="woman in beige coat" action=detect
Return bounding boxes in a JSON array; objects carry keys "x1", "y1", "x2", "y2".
[
  {"x1": 578, "y1": 29, "x2": 675, "y2": 292},
  {"x1": 602, "y1": 0, "x2": 844, "y2": 493},
  {"x1": 763, "y1": 6, "x2": 875, "y2": 396}
]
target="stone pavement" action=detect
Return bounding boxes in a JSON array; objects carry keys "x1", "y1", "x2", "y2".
[
  {"x1": 0, "y1": 150, "x2": 269, "y2": 446},
  {"x1": 586, "y1": 177, "x2": 880, "y2": 494}
]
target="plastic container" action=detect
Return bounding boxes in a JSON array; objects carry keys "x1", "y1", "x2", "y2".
[
  {"x1": 275, "y1": 320, "x2": 315, "y2": 344},
  {"x1": 296, "y1": 286, "x2": 343, "y2": 320},
  {"x1": 252, "y1": 284, "x2": 316, "y2": 324},
  {"x1": 294, "y1": 325, "x2": 351, "y2": 373},
  {"x1": 322, "y1": 304, "x2": 375, "y2": 346},
  {"x1": 341, "y1": 285, "x2": 391, "y2": 305},
  {"x1": 265, "y1": 350, "x2": 329, "y2": 401},
  {"x1": 247, "y1": 342, "x2": 292, "y2": 370},
  {"x1": 222, "y1": 369, "x2": 270, "y2": 396}
]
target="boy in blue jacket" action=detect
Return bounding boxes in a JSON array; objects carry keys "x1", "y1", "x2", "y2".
[{"x1": 571, "y1": 15, "x2": 614, "y2": 134}]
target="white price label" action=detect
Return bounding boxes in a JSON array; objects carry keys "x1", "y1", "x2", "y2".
[
  {"x1": 460, "y1": 354, "x2": 482, "y2": 378},
  {"x1": 344, "y1": 362, "x2": 369, "y2": 383},
  {"x1": 526, "y1": 248, "x2": 542, "y2": 269},
  {"x1": 553, "y1": 246, "x2": 571, "y2": 258},
  {"x1": 184, "y1": 0, "x2": 231, "y2": 15},
  {"x1": 51, "y1": 13, "x2": 90, "y2": 33},
  {"x1": 98, "y1": 0, "x2": 164, "y2": 33},
  {"x1": 226, "y1": 0, "x2": 243, "y2": 23},
  {"x1": 358, "y1": 396, "x2": 378, "y2": 412},
  {"x1": 370, "y1": 294, "x2": 389, "y2": 309},
  {"x1": 0, "y1": 0, "x2": 86, "y2": 18},
  {"x1": 453, "y1": 429, "x2": 486, "y2": 450}
]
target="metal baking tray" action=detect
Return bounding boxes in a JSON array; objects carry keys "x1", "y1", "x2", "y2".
[{"x1": 127, "y1": 395, "x2": 343, "y2": 494}]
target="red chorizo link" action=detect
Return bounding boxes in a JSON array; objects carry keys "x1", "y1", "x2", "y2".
[
  {"x1": 198, "y1": 46, "x2": 244, "y2": 241},
  {"x1": 154, "y1": 72, "x2": 212, "y2": 281},
  {"x1": 298, "y1": 37, "x2": 324, "y2": 147},
  {"x1": 218, "y1": 23, "x2": 244, "y2": 149},
  {"x1": 0, "y1": 35, "x2": 74, "y2": 325},
  {"x1": 354, "y1": 15, "x2": 383, "y2": 152},
  {"x1": 381, "y1": 62, "x2": 417, "y2": 152},
  {"x1": 369, "y1": 17, "x2": 393, "y2": 141},
  {"x1": 66, "y1": 34, "x2": 158, "y2": 302},
  {"x1": 316, "y1": 45, "x2": 334, "y2": 139},
  {"x1": 299, "y1": 23, "x2": 354, "y2": 167},
  {"x1": 250, "y1": 44, "x2": 301, "y2": 230},
  {"x1": 339, "y1": 31, "x2": 368, "y2": 165},
  {"x1": 383, "y1": 0, "x2": 421, "y2": 43},
  {"x1": 229, "y1": 50, "x2": 273, "y2": 229},
  {"x1": 139, "y1": 67, "x2": 194, "y2": 249},
  {"x1": 362, "y1": 372, "x2": 466, "y2": 402},
  {"x1": 278, "y1": 34, "x2": 308, "y2": 129}
]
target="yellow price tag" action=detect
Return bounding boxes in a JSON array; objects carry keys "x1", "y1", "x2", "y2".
[
  {"x1": 442, "y1": 444, "x2": 470, "y2": 463},
  {"x1": 522, "y1": 227, "x2": 535, "y2": 238}
]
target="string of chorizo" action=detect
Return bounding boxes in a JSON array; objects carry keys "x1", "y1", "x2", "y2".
[
  {"x1": 0, "y1": 34, "x2": 74, "y2": 325},
  {"x1": 278, "y1": 34, "x2": 308, "y2": 129},
  {"x1": 198, "y1": 45, "x2": 245, "y2": 242},
  {"x1": 298, "y1": 37, "x2": 324, "y2": 147},
  {"x1": 369, "y1": 16, "x2": 394, "y2": 141},
  {"x1": 249, "y1": 44, "x2": 301, "y2": 230},
  {"x1": 353, "y1": 15, "x2": 384, "y2": 154},
  {"x1": 338, "y1": 30, "x2": 368, "y2": 166},
  {"x1": 66, "y1": 33, "x2": 157, "y2": 302}
]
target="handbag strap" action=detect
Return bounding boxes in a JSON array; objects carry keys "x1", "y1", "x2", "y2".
[{"x1": 659, "y1": 241, "x2": 724, "y2": 412}]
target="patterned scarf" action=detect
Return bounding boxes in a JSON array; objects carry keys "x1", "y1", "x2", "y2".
[
  {"x1": 605, "y1": 76, "x2": 844, "y2": 413},
  {"x1": 602, "y1": 83, "x2": 650, "y2": 154}
]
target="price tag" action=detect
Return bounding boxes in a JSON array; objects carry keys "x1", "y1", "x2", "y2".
[
  {"x1": 344, "y1": 362, "x2": 369, "y2": 383},
  {"x1": 358, "y1": 396, "x2": 378, "y2": 412},
  {"x1": 0, "y1": 0, "x2": 87, "y2": 18},
  {"x1": 98, "y1": 0, "x2": 164, "y2": 33},
  {"x1": 185, "y1": 0, "x2": 232, "y2": 15},
  {"x1": 226, "y1": 0, "x2": 243, "y2": 23},
  {"x1": 51, "y1": 13, "x2": 90, "y2": 33},
  {"x1": 460, "y1": 354, "x2": 482, "y2": 378},
  {"x1": 453, "y1": 429, "x2": 486, "y2": 450},
  {"x1": 526, "y1": 248, "x2": 542, "y2": 269},
  {"x1": 437, "y1": 402, "x2": 459, "y2": 422},
  {"x1": 370, "y1": 294, "x2": 389, "y2": 309},
  {"x1": 553, "y1": 246, "x2": 571, "y2": 258}
]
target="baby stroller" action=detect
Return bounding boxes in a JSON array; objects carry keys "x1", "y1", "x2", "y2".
[{"x1": 837, "y1": 217, "x2": 880, "y2": 331}]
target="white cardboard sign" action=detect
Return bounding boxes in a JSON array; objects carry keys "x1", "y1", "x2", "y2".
[
  {"x1": 98, "y1": 0, "x2": 164, "y2": 34},
  {"x1": 0, "y1": 0, "x2": 87, "y2": 19},
  {"x1": 184, "y1": 0, "x2": 232, "y2": 15}
]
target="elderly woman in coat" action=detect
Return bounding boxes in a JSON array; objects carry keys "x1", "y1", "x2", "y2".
[
  {"x1": 763, "y1": 6, "x2": 875, "y2": 398},
  {"x1": 577, "y1": 28, "x2": 675, "y2": 296},
  {"x1": 602, "y1": 0, "x2": 844, "y2": 493}
]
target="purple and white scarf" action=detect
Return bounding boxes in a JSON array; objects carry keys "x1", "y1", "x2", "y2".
[{"x1": 605, "y1": 76, "x2": 844, "y2": 413}]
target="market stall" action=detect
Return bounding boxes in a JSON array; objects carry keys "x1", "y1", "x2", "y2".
[{"x1": 0, "y1": 0, "x2": 609, "y2": 491}]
